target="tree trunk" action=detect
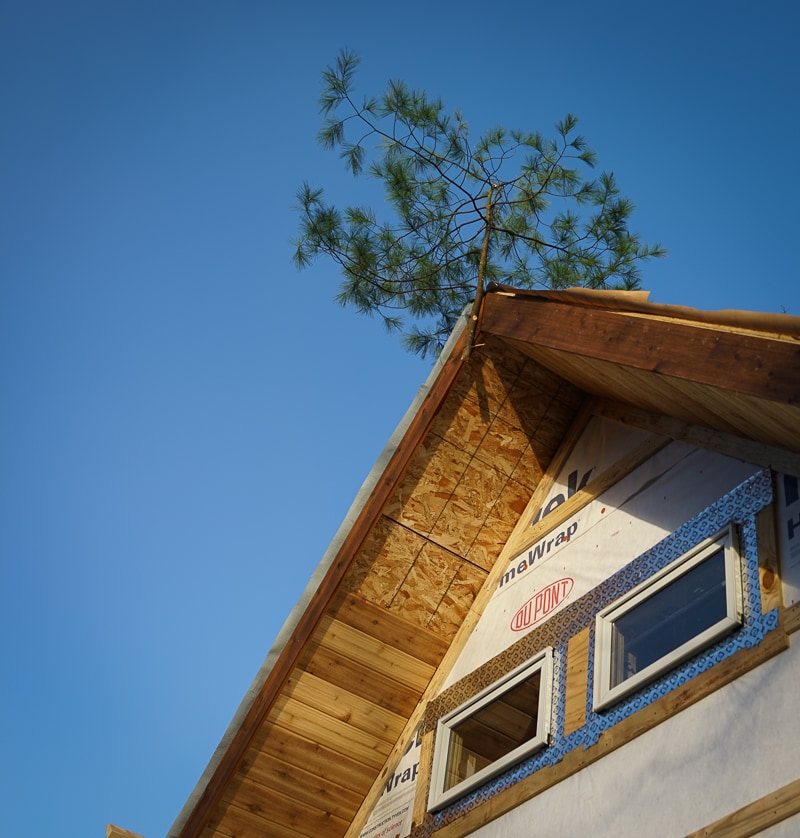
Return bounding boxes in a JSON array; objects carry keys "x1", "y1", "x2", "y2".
[{"x1": 462, "y1": 187, "x2": 494, "y2": 360}]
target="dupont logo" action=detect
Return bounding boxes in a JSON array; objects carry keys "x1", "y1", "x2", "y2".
[{"x1": 510, "y1": 578, "x2": 574, "y2": 631}]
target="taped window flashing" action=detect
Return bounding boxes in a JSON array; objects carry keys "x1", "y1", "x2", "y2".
[
  {"x1": 593, "y1": 525, "x2": 742, "y2": 710},
  {"x1": 429, "y1": 648, "x2": 553, "y2": 813}
]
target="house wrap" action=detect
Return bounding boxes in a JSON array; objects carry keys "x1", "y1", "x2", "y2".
[{"x1": 157, "y1": 287, "x2": 800, "y2": 838}]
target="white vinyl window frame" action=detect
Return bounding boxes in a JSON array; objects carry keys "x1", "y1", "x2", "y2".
[
  {"x1": 593, "y1": 524, "x2": 743, "y2": 712},
  {"x1": 428, "y1": 647, "x2": 553, "y2": 813}
]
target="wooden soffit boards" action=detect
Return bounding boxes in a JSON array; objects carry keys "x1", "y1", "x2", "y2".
[
  {"x1": 480, "y1": 291, "x2": 800, "y2": 406},
  {"x1": 507, "y1": 342, "x2": 800, "y2": 455}
]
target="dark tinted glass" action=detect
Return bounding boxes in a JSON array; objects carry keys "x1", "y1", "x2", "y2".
[{"x1": 611, "y1": 549, "x2": 727, "y2": 688}]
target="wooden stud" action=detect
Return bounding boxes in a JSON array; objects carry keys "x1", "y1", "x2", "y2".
[
  {"x1": 595, "y1": 400, "x2": 800, "y2": 477},
  {"x1": 411, "y1": 729, "x2": 435, "y2": 831},
  {"x1": 563, "y1": 628, "x2": 590, "y2": 736},
  {"x1": 784, "y1": 601, "x2": 800, "y2": 634},
  {"x1": 756, "y1": 504, "x2": 782, "y2": 615}
]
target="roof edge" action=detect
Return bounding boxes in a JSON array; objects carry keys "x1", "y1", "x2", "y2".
[
  {"x1": 167, "y1": 310, "x2": 471, "y2": 838},
  {"x1": 487, "y1": 285, "x2": 800, "y2": 338}
]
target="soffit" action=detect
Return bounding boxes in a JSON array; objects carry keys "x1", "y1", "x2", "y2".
[
  {"x1": 173, "y1": 289, "x2": 800, "y2": 838},
  {"x1": 481, "y1": 289, "x2": 800, "y2": 454}
]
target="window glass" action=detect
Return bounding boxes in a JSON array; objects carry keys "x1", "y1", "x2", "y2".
[
  {"x1": 429, "y1": 648, "x2": 552, "y2": 812},
  {"x1": 610, "y1": 548, "x2": 728, "y2": 687},
  {"x1": 444, "y1": 669, "x2": 541, "y2": 792},
  {"x1": 594, "y1": 526, "x2": 740, "y2": 710}
]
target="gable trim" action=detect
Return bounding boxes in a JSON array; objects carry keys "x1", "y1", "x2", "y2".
[
  {"x1": 480, "y1": 292, "x2": 800, "y2": 405},
  {"x1": 171, "y1": 319, "x2": 470, "y2": 838}
]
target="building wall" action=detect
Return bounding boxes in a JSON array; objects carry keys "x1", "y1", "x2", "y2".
[
  {"x1": 419, "y1": 417, "x2": 796, "y2": 836},
  {"x1": 444, "y1": 419, "x2": 760, "y2": 686},
  {"x1": 467, "y1": 638, "x2": 800, "y2": 837}
]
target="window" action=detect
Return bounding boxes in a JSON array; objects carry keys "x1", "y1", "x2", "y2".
[
  {"x1": 593, "y1": 525, "x2": 742, "y2": 711},
  {"x1": 428, "y1": 648, "x2": 553, "y2": 812}
]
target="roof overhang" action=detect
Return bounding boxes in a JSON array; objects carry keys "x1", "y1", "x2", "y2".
[{"x1": 169, "y1": 288, "x2": 800, "y2": 838}]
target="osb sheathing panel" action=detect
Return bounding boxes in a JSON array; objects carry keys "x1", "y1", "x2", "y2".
[
  {"x1": 341, "y1": 337, "x2": 582, "y2": 641},
  {"x1": 427, "y1": 562, "x2": 487, "y2": 637}
]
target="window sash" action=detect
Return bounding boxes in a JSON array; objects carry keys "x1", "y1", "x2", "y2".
[
  {"x1": 429, "y1": 648, "x2": 553, "y2": 812},
  {"x1": 593, "y1": 525, "x2": 741, "y2": 711}
]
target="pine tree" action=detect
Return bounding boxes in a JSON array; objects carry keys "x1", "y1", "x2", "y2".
[{"x1": 294, "y1": 50, "x2": 665, "y2": 358}]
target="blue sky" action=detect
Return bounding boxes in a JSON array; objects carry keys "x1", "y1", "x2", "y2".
[{"x1": 1, "y1": 2, "x2": 797, "y2": 836}]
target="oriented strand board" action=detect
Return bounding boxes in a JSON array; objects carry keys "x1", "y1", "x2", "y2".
[
  {"x1": 382, "y1": 436, "x2": 474, "y2": 536},
  {"x1": 427, "y1": 458, "x2": 509, "y2": 557},
  {"x1": 427, "y1": 394, "x2": 487, "y2": 452},
  {"x1": 474, "y1": 412, "x2": 531, "y2": 478},
  {"x1": 427, "y1": 562, "x2": 488, "y2": 641},
  {"x1": 342, "y1": 516, "x2": 426, "y2": 606},
  {"x1": 466, "y1": 484, "x2": 527, "y2": 572},
  {"x1": 389, "y1": 541, "x2": 462, "y2": 628},
  {"x1": 447, "y1": 351, "x2": 519, "y2": 420}
]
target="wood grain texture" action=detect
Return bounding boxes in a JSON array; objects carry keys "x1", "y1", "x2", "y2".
[
  {"x1": 563, "y1": 628, "x2": 590, "y2": 736},
  {"x1": 508, "y1": 341, "x2": 800, "y2": 454},
  {"x1": 756, "y1": 504, "x2": 783, "y2": 615},
  {"x1": 174, "y1": 330, "x2": 471, "y2": 838},
  {"x1": 784, "y1": 601, "x2": 800, "y2": 634},
  {"x1": 175, "y1": 292, "x2": 800, "y2": 838},
  {"x1": 481, "y1": 293, "x2": 800, "y2": 405}
]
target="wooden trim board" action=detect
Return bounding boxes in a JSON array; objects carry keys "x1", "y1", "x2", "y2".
[
  {"x1": 480, "y1": 292, "x2": 800, "y2": 406},
  {"x1": 683, "y1": 775, "x2": 800, "y2": 837}
]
